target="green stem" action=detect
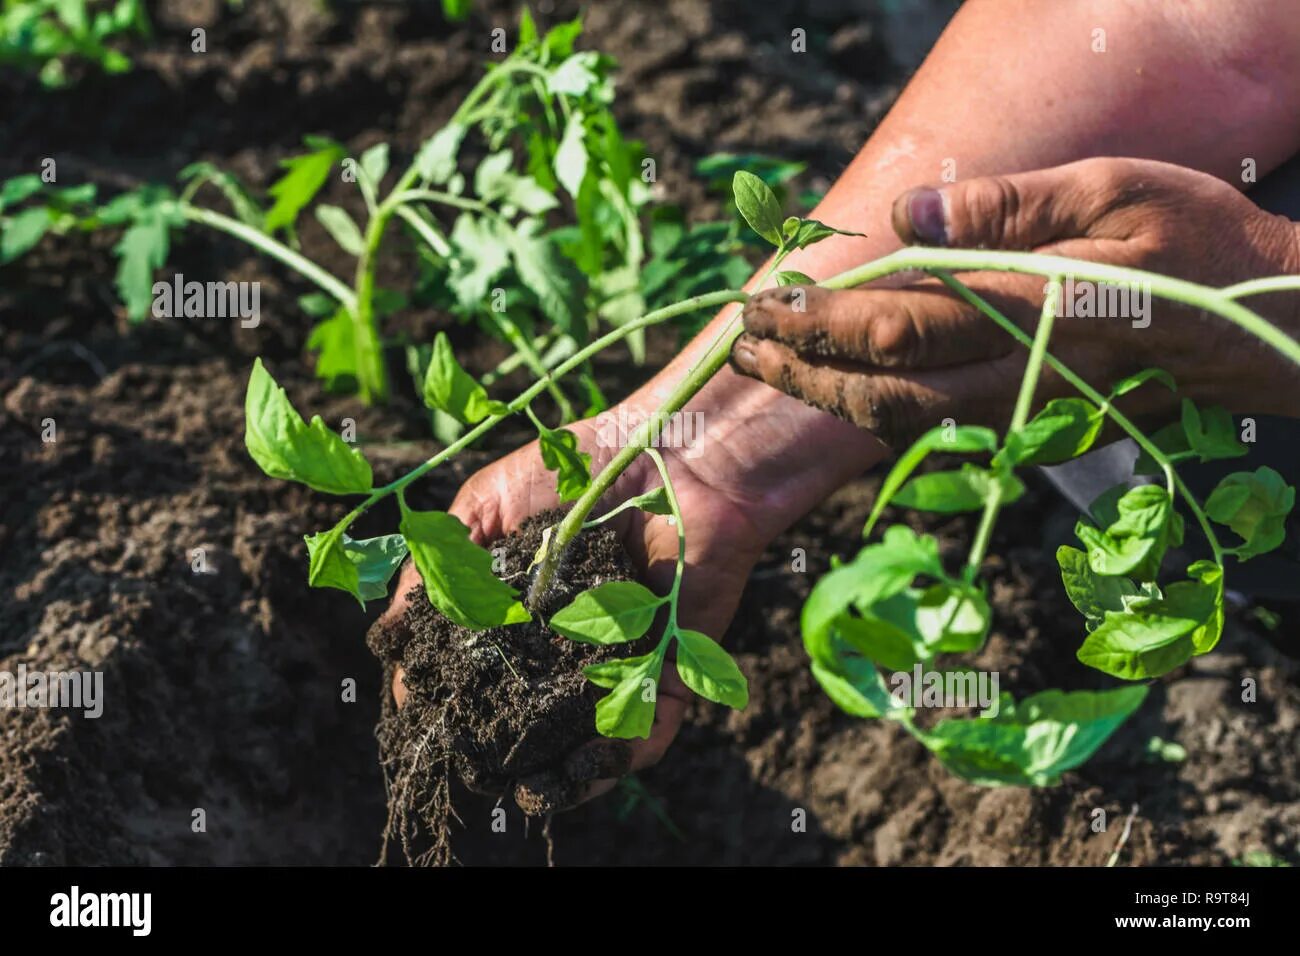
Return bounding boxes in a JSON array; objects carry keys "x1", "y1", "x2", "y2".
[
  {"x1": 526, "y1": 295, "x2": 750, "y2": 606},
  {"x1": 180, "y1": 205, "x2": 356, "y2": 307},
  {"x1": 335, "y1": 289, "x2": 748, "y2": 538},
  {"x1": 934, "y1": 271, "x2": 1223, "y2": 564},
  {"x1": 486, "y1": 312, "x2": 574, "y2": 420},
  {"x1": 966, "y1": 278, "x2": 1062, "y2": 576},
  {"x1": 644, "y1": 448, "x2": 687, "y2": 631},
  {"x1": 822, "y1": 247, "x2": 1300, "y2": 369},
  {"x1": 351, "y1": 214, "x2": 391, "y2": 404}
]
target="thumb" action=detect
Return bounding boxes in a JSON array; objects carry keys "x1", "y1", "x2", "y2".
[{"x1": 891, "y1": 161, "x2": 1121, "y2": 251}]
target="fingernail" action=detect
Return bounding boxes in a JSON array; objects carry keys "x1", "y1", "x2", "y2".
[
  {"x1": 732, "y1": 341, "x2": 756, "y2": 373},
  {"x1": 906, "y1": 188, "x2": 948, "y2": 246}
]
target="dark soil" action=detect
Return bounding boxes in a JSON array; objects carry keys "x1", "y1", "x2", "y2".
[
  {"x1": 1, "y1": 0, "x2": 1297, "y2": 867},
  {"x1": 369, "y1": 513, "x2": 644, "y2": 865}
]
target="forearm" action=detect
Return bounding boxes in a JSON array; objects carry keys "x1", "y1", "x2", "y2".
[{"x1": 626, "y1": 0, "x2": 1300, "y2": 528}]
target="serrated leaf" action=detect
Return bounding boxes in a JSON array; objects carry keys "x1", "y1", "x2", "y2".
[
  {"x1": 674, "y1": 629, "x2": 748, "y2": 709},
  {"x1": 446, "y1": 214, "x2": 510, "y2": 309},
  {"x1": 0, "y1": 174, "x2": 44, "y2": 211},
  {"x1": 547, "y1": 51, "x2": 601, "y2": 97},
  {"x1": 399, "y1": 507, "x2": 530, "y2": 630},
  {"x1": 474, "y1": 150, "x2": 558, "y2": 215},
  {"x1": 415, "y1": 124, "x2": 467, "y2": 184},
  {"x1": 315, "y1": 204, "x2": 365, "y2": 256},
  {"x1": 1, "y1": 206, "x2": 50, "y2": 263},
  {"x1": 422, "y1": 331, "x2": 506, "y2": 425},
  {"x1": 244, "y1": 358, "x2": 373, "y2": 494},
  {"x1": 551, "y1": 580, "x2": 665, "y2": 644},
  {"x1": 504, "y1": 218, "x2": 582, "y2": 334},
  {"x1": 114, "y1": 200, "x2": 181, "y2": 323},
  {"x1": 732, "y1": 170, "x2": 784, "y2": 246},
  {"x1": 306, "y1": 306, "x2": 358, "y2": 391},
  {"x1": 537, "y1": 423, "x2": 592, "y2": 502},
  {"x1": 1181, "y1": 399, "x2": 1247, "y2": 462},
  {"x1": 266, "y1": 137, "x2": 345, "y2": 232}
]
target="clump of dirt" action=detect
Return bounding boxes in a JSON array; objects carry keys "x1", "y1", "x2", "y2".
[{"x1": 369, "y1": 512, "x2": 643, "y2": 865}]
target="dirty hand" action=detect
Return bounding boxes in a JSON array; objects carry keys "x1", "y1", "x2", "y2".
[
  {"x1": 731, "y1": 157, "x2": 1300, "y2": 448},
  {"x1": 375, "y1": 411, "x2": 770, "y2": 812}
]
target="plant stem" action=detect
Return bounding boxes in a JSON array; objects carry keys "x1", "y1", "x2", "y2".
[
  {"x1": 485, "y1": 312, "x2": 574, "y2": 420},
  {"x1": 524, "y1": 295, "x2": 750, "y2": 607},
  {"x1": 965, "y1": 278, "x2": 1061, "y2": 576},
  {"x1": 180, "y1": 205, "x2": 356, "y2": 307},
  {"x1": 644, "y1": 448, "x2": 686, "y2": 631},
  {"x1": 822, "y1": 247, "x2": 1300, "y2": 369},
  {"x1": 934, "y1": 271, "x2": 1224, "y2": 564},
  {"x1": 332, "y1": 289, "x2": 748, "y2": 537}
]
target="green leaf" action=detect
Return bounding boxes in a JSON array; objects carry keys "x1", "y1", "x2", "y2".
[
  {"x1": 810, "y1": 650, "x2": 898, "y2": 719},
  {"x1": 243, "y1": 358, "x2": 373, "y2": 494},
  {"x1": 1185, "y1": 559, "x2": 1225, "y2": 654},
  {"x1": 547, "y1": 51, "x2": 602, "y2": 97},
  {"x1": 863, "y1": 424, "x2": 1000, "y2": 538},
  {"x1": 554, "y1": 111, "x2": 588, "y2": 198},
  {"x1": 265, "y1": 136, "x2": 345, "y2": 232},
  {"x1": 914, "y1": 686, "x2": 1148, "y2": 786},
  {"x1": 1056, "y1": 545, "x2": 1138, "y2": 632},
  {"x1": 399, "y1": 506, "x2": 530, "y2": 630},
  {"x1": 1108, "y1": 368, "x2": 1175, "y2": 400},
  {"x1": 893, "y1": 464, "x2": 1023, "y2": 514},
  {"x1": 305, "y1": 530, "x2": 408, "y2": 608},
  {"x1": 1075, "y1": 484, "x2": 1182, "y2": 581},
  {"x1": 421, "y1": 332, "x2": 505, "y2": 425},
  {"x1": 1003, "y1": 398, "x2": 1103, "y2": 466},
  {"x1": 1205, "y1": 467, "x2": 1295, "y2": 560},
  {"x1": 537, "y1": 423, "x2": 592, "y2": 502},
  {"x1": 503, "y1": 218, "x2": 582, "y2": 334},
  {"x1": 113, "y1": 199, "x2": 181, "y2": 323},
  {"x1": 801, "y1": 525, "x2": 947, "y2": 667},
  {"x1": 1, "y1": 206, "x2": 50, "y2": 263},
  {"x1": 315, "y1": 204, "x2": 365, "y2": 256},
  {"x1": 674, "y1": 629, "x2": 748, "y2": 709},
  {"x1": 446, "y1": 214, "x2": 511, "y2": 309},
  {"x1": 587, "y1": 651, "x2": 663, "y2": 739},
  {"x1": 551, "y1": 580, "x2": 665, "y2": 644},
  {"x1": 359, "y1": 142, "x2": 390, "y2": 188},
  {"x1": 178, "y1": 162, "x2": 263, "y2": 227},
  {"x1": 1075, "y1": 578, "x2": 1217, "y2": 679},
  {"x1": 0, "y1": 174, "x2": 44, "y2": 211},
  {"x1": 306, "y1": 306, "x2": 358, "y2": 391},
  {"x1": 779, "y1": 216, "x2": 863, "y2": 251},
  {"x1": 441, "y1": 0, "x2": 472, "y2": 22},
  {"x1": 775, "y1": 270, "x2": 815, "y2": 286},
  {"x1": 624, "y1": 486, "x2": 671, "y2": 515},
  {"x1": 414, "y1": 124, "x2": 467, "y2": 184},
  {"x1": 474, "y1": 150, "x2": 558, "y2": 215},
  {"x1": 1181, "y1": 399, "x2": 1247, "y2": 462},
  {"x1": 732, "y1": 170, "x2": 784, "y2": 246}
]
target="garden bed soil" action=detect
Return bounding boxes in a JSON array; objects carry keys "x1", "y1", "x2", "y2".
[{"x1": 1, "y1": 0, "x2": 1296, "y2": 866}]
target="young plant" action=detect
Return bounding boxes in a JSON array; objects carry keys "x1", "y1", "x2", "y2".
[
  {"x1": 243, "y1": 169, "x2": 1299, "y2": 765},
  {"x1": 0, "y1": 10, "x2": 682, "y2": 425},
  {"x1": 0, "y1": 0, "x2": 149, "y2": 88}
]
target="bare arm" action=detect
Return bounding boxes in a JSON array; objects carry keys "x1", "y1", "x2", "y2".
[{"x1": 631, "y1": 0, "x2": 1300, "y2": 542}]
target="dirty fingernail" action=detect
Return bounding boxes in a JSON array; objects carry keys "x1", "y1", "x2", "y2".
[
  {"x1": 904, "y1": 187, "x2": 948, "y2": 246},
  {"x1": 731, "y1": 340, "x2": 756, "y2": 374}
]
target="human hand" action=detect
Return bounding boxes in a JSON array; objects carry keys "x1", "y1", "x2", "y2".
[
  {"x1": 376, "y1": 410, "x2": 772, "y2": 813},
  {"x1": 731, "y1": 157, "x2": 1300, "y2": 447}
]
